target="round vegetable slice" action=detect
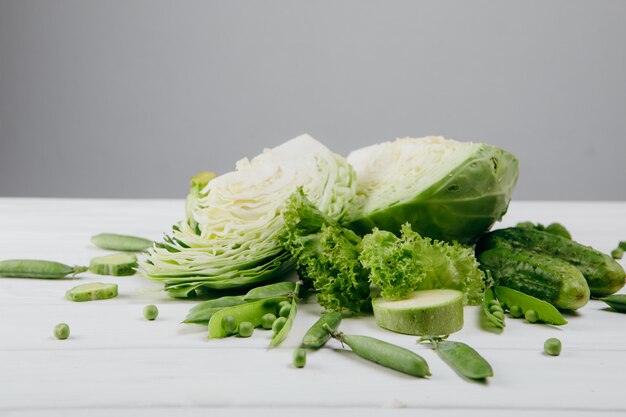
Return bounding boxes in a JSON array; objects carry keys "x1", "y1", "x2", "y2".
[
  {"x1": 372, "y1": 289, "x2": 464, "y2": 336},
  {"x1": 89, "y1": 253, "x2": 137, "y2": 276},
  {"x1": 66, "y1": 282, "x2": 118, "y2": 302}
]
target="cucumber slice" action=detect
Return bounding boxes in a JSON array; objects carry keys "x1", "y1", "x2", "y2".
[
  {"x1": 372, "y1": 289, "x2": 464, "y2": 336},
  {"x1": 89, "y1": 253, "x2": 137, "y2": 276},
  {"x1": 66, "y1": 282, "x2": 119, "y2": 302}
]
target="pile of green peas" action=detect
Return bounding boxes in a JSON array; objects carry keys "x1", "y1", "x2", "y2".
[{"x1": 221, "y1": 300, "x2": 293, "y2": 338}]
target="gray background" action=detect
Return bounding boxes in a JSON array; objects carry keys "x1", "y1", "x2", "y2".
[{"x1": 1, "y1": 1, "x2": 625, "y2": 200}]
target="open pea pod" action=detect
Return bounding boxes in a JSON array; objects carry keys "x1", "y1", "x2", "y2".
[
  {"x1": 269, "y1": 298, "x2": 297, "y2": 348},
  {"x1": 482, "y1": 287, "x2": 505, "y2": 328},
  {"x1": 495, "y1": 286, "x2": 567, "y2": 325},
  {"x1": 208, "y1": 297, "x2": 288, "y2": 338}
]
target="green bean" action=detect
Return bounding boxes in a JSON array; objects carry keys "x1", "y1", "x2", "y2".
[
  {"x1": 333, "y1": 332, "x2": 430, "y2": 378},
  {"x1": 54, "y1": 323, "x2": 70, "y2": 340},
  {"x1": 293, "y1": 348, "x2": 307, "y2": 368},
  {"x1": 0, "y1": 260, "x2": 87, "y2": 279},
  {"x1": 91, "y1": 233, "x2": 153, "y2": 252},
  {"x1": 525, "y1": 309, "x2": 539, "y2": 323},
  {"x1": 184, "y1": 296, "x2": 246, "y2": 324},
  {"x1": 420, "y1": 336, "x2": 492, "y2": 381},
  {"x1": 544, "y1": 338, "x2": 562, "y2": 356},
  {"x1": 495, "y1": 286, "x2": 567, "y2": 325},
  {"x1": 261, "y1": 313, "x2": 277, "y2": 329},
  {"x1": 482, "y1": 287, "x2": 505, "y2": 328},
  {"x1": 143, "y1": 305, "x2": 159, "y2": 320},
  {"x1": 208, "y1": 297, "x2": 287, "y2": 338},
  {"x1": 221, "y1": 315, "x2": 238, "y2": 335},
  {"x1": 238, "y1": 322, "x2": 254, "y2": 338},
  {"x1": 66, "y1": 282, "x2": 118, "y2": 302},
  {"x1": 611, "y1": 248, "x2": 624, "y2": 260},
  {"x1": 243, "y1": 282, "x2": 297, "y2": 301},
  {"x1": 301, "y1": 311, "x2": 343, "y2": 349},
  {"x1": 600, "y1": 294, "x2": 626, "y2": 313},
  {"x1": 270, "y1": 298, "x2": 297, "y2": 348}
]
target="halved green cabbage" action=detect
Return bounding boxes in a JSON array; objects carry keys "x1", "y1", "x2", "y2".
[
  {"x1": 344, "y1": 136, "x2": 518, "y2": 244},
  {"x1": 141, "y1": 134, "x2": 356, "y2": 297}
]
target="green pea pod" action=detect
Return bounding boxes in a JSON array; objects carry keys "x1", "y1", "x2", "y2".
[
  {"x1": 336, "y1": 333, "x2": 430, "y2": 378},
  {"x1": 244, "y1": 282, "x2": 297, "y2": 301},
  {"x1": 184, "y1": 296, "x2": 247, "y2": 324},
  {"x1": 91, "y1": 233, "x2": 153, "y2": 252},
  {"x1": 495, "y1": 286, "x2": 567, "y2": 325},
  {"x1": 301, "y1": 311, "x2": 343, "y2": 349},
  {"x1": 0, "y1": 260, "x2": 87, "y2": 279},
  {"x1": 208, "y1": 297, "x2": 287, "y2": 338},
  {"x1": 420, "y1": 336, "x2": 493, "y2": 381},
  {"x1": 482, "y1": 287, "x2": 505, "y2": 328},
  {"x1": 270, "y1": 298, "x2": 298, "y2": 348},
  {"x1": 601, "y1": 294, "x2": 626, "y2": 313}
]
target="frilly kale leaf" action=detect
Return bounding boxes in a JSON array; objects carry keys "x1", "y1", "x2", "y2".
[
  {"x1": 360, "y1": 223, "x2": 484, "y2": 305},
  {"x1": 280, "y1": 189, "x2": 371, "y2": 313}
]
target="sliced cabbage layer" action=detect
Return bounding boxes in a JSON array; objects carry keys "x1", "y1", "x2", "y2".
[
  {"x1": 345, "y1": 136, "x2": 518, "y2": 244},
  {"x1": 141, "y1": 134, "x2": 356, "y2": 297}
]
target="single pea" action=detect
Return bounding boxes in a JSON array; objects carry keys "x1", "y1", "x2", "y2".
[
  {"x1": 261, "y1": 313, "x2": 277, "y2": 329},
  {"x1": 238, "y1": 321, "x2": 254, "y2": 338},
  {"x1": 611, "y1": 248, "x2": 624, "y2": 260},
  {"x1": 278, "y1": 304, "x2": 291, "y2": 318},
  {"x1": 509, "y1": 305, "x2": 523, "y2": 318},
  {"x1": 544, "y1": 338, "x2": 562, "y2": 356},
  {"x1": 143, "y1": 305, "x2": 159, "y2": 320},
  {"x1": 278, "y1": 300, "x2": 291, "y2": 310},
  {"x1": 222, "y1": 315, "x2": 238, "y2": 335},
  {"x1": 54, "y1": 323, "x2": 70, "y2": 340},
  {"x1": 488, "y1": 299, "x2": 500, "y2": 306},
  {"x1": 525, "y1": 309, "x2": 539, "y2": 323},
  {"x1": 489, "y1": 304, "x2": 504, "y2": 313},
  {"x1": 492, "y1": 311, "x2": 505, "y2": 321},
  {"x1": 272, "y1": 317, "x2": 287, "y2": 333},
  {"x1": 293, "y1": 348, "x2": 307, "y2": 368}
]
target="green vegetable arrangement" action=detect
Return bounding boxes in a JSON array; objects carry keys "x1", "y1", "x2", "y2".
[{"x1": 141, "y1": 134, "x2": 357, "y2": 298}]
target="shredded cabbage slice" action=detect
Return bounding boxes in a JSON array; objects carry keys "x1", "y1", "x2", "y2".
[{"x1": 141, "y1": 134, "x2": 356, "y2": 297}]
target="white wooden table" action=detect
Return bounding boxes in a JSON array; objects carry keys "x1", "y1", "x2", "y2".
[{"x1": 1, "y1": 198, "x2": 625, "y2": 417}]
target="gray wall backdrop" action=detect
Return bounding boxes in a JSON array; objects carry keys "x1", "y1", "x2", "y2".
[{"x1": 1, "y1": 1, "x2": 625, "y2": 200}]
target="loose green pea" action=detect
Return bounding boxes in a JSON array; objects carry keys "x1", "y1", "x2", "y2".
[
  {"x1": 238, "y1": 321, "x2": 254, "y2": 338},
  {"x1": 293, "y1": 348, "x2": 307, "y2": 368},
  {"x1": 544, "y1": 338, "x2": 562, "y2": 356},
  {"x1": 261, "y1": 313, "x2": 277, "y2": 329},
  {"x1": 611, "y1": 248, "x2": 624, "y2": 260},
  {"x1": 509, "y1": 305, "x2": 523, "y2": 318},
  {"x1": 222, "y1": 315, "x2": 238, "y2": 335},
  {"x1": 143, "y1": 305, "x2": 158, "y2": 320},
  {"x1": 278, "y1": 304, "x2": 291, "y2": 318},
  {"x1": 54, "y1": 323, "x2": 70, "y2": 340},
  {"x1": 272, "y1": 317, "x2": 287, "y2": 333},
  {"x1": 525, "y1": 309, "x2": 539, "y2": 323}
]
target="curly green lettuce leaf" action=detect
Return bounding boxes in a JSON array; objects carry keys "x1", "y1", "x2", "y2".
[
  {"x1": 280, "y1": 189, "x2": 371, "y2": 313},
  {"x1": 360, "y1": 223, "x2": 485, "y2": 305}
]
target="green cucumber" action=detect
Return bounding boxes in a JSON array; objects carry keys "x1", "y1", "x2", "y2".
[
  {"x1": 89, "y1": 253, "x2": 137, "y2": 276},
  {"x1": 372, "y1": 289, "x2": 464, "y2": 336},
  {"x1": 66, "y1": 282, "x2": 118, "y2": 302},
  {"x1": 477, "y1": 247, "x2": 589, "y2": 310},
  {"x1": 477, "y1": 227, "x2": 625, "y2": 297}
]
